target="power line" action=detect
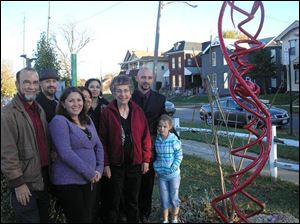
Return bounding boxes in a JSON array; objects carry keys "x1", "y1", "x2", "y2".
[
  {"x1": 78, "y1": 2, "x2": 122, "y2": 24},
  {"x1": 265, "y1": 15, "x2": 293, "y2": 24}
]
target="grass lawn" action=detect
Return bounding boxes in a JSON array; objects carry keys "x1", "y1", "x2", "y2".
[
  {"x1": 1, "y1": 156, "x2": 298, "y2": 223},
  {"x1": 179, "y1": 121, "x2": 299, "y2": 162},
  {"x1": 148, "y1": 155, "x2": 299, "y2": 222}
]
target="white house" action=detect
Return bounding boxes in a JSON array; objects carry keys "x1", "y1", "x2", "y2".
[{"x1": 275, "y1": 20, "x2": 299, "y2": 92}]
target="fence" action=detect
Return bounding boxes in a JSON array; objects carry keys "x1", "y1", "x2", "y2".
[{"x1": 173, "y1": 118, "x2": 299, "y2": 180}]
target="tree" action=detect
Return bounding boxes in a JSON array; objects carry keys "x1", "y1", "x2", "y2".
[
  {"x1": 1, "y1": 60, "x2": 16, "y2": 97},
  {"x1": 223, "y1": 30, "x2": 248, "y2": 40},
  {"x1": 53, "y1": 22, "x2": 91, "y2": 87},
  {"x1": 248, "y1": 48, "x2": 277, "y2": 95},
  {"x1": 33, "y1": 32, "x2": 61, "y2": 75}
]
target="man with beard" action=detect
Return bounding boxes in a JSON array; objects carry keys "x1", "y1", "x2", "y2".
[
  {"x1": 132, "y1": 67, "x2": 166, "y2": 222},
  {"x1": 36, "y1": 69, "x2": 59, "y2": 123},
  {"x1": 1, "y1": 67, "x2": 50, "y2": 223}
]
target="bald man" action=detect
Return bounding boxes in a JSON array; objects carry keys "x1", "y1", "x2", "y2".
[{"x1": 132, "y1": 67, "x2": 167, "y2": 222}]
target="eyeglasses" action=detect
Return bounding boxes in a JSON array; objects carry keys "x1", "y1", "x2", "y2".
[{"x1": 22, "y1": 80, "x2": 39, "y2": 87}]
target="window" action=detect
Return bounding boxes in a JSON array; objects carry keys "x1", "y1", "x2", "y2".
[
  {"x1": 224, "y1": 73, "x2": 228, "y2": 89},
  {"x1": 178, "y1": 57, "x2": 182, "y2": 69},
  {"x1": 161, "y1": 65, "x2": 165, "y2": 70},
  {"x1": 271, "y1": 78, "x2": 277, "y2": 88},
  {"x1": 172, "y1": 57, "x2": 175, "y2": 69},
  {"x1": 187, "y1": 58, "x2": 193, "y2": 66},
  {"x1": 271, "y1": 49, "x2": 276, "y2": 63},
  {"x1": 172, "y1": 75, "x2": 176, "y2": 88},
  {"x1": 212, "y1": 52, "x2": 216, "y2": 66},
  {"x1": 178, "y1": 75, "x2": 182, "y2": 87},
  {"x1": 290, "y1": 40, "x2": 296, "y2": 56},
  {"x1": 295, "y1": 70, "x2": 299, "y2": 84},
  {"x1": 223, "y1": 55, "x2": 227, "y2": 65}
]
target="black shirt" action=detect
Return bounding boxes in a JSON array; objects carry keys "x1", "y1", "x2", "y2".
[{"x1": 36, "y1": 91, "x2": 58, "y2": 123}]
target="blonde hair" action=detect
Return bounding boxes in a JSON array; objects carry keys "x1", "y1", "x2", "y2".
[{"x1": 158, "y1": 114, "x2": 173, "y2": 128}]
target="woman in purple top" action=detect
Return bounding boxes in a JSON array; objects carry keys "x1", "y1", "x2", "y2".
[{"x1": 49, "y1": 87, "x2": 104, "y2": 223}]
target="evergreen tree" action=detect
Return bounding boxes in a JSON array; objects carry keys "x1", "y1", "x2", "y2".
[
  {"x1": 33, "y1": 32, "x2": 61, "y2": 76},
  {"x1": 248, "y1": 48, "x2": 277, "y2": 95}
]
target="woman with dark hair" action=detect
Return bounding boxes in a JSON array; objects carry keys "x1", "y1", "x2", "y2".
[
  {"x1": 99, "y1": 75, "x2": 152, "y2": 223},
  {"x1": 85, "y1": 78, "x2": 109, "y2": 131},
  {"x1": 49, "y1": 87, "x2": 104, "y2": 223},
  {"x1": 78, "y1": 86, "x2": 93, "y2": 117}
]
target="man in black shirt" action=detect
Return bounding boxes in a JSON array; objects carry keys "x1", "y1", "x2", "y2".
[
  {"x1": 36, "y1": 69, "x2": 59, "y2": 123},
  {"x1": 132, "y1": 67, "x2": 166, "y2": 222}
]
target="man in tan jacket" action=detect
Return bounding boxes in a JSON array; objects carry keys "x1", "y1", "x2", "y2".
[{"x1": 1, "y1": 67, "x2": 50, "y2": 223}]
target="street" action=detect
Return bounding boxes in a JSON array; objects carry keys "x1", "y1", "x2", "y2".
[{"x1": 174, "y1": 107, "x2": 299, "y2": 134}]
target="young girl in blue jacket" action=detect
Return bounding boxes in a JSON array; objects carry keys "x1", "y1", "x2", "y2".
[{"x1": 153, "y1": 115, "x2": 183, "y2": 223}]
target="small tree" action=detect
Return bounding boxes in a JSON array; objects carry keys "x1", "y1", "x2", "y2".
[
  {"x1": 248, "y1": 48, "x2": 277, "y2": 95},
  {"x1": 33, "y1": 32, "x2": 61, "y2": 75},
  {"x1": 53, "y1": 22, "x2": 91, "y2": 87},
  {"x1": 223, "y1": 30, "x2": 248, "y2": 40},
  {"x1": 1, "y1": 60, "x2": 16, "y2": 97}
]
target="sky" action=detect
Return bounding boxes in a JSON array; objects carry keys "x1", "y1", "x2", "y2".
[{"x1": 1, "y1": 1, "x2": 299, "y2": 80}]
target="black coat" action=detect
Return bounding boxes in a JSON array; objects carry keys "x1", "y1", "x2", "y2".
[
  {"x1": 36, "y1": 91, "x2": 58, "y2": 123},
  {"x1": 132, "y1": 89, "x2": 166, "y2": 136}
]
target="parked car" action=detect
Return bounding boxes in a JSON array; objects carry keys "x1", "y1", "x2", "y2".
[
  {"x1": 199, "y1": 96, "x2": 290, "y2": 127},
  {"x1": 165, "y1": 100, "x2": 176, "y2": 117}
]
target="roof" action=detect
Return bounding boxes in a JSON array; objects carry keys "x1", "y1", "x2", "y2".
[
  {"x1": 275, "y1": 20, "x2": 299, "y2": 41},
  {"x1": 202, "y1": 36, "x2": 276, "y2": 54},
  {"x1": 164, "y1": 40, "x2": 202, "y2": 55}
]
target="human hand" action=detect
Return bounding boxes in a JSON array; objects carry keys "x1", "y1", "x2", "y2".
[
  {"x1": 91, "y1": 171, "x2": 102, "y2": 183},
  {"x1": 15, "y1": 184, "x2": 32, "y2": 206},
  {"x1": 141, "y1": 162, "x2": 149, "y2": 174},
  {"x1": 103, "y1": 166, "x2": 111, "y2": 178}
]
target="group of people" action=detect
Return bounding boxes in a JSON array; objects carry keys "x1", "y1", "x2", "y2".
[{"x1": 1, "y1": 66, "x2": 183, "y2": 223}]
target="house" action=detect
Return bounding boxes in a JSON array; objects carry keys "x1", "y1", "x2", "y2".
[
  {"x1": 119, "y1": 50, "x2": 168, "y2": 89},
  {"x1": 163, "y1": 41, "x2": 207, "y2": 94},
  {"x1": 200, "y1": 36, "x2": 283, "y2": 96},
  {"x1": 275, "y1": 20, "x2": 299, "y2": 92}
]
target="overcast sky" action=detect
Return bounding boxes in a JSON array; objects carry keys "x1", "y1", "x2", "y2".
[{"x1": 1, "y1": 1, "x2": 299, "y2": 80}]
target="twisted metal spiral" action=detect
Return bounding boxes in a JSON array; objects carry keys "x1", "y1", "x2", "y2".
[{"x1": 211, "y1": 1, "x2": 272, "y2": 222}]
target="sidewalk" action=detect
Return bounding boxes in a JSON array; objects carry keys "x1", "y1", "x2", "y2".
[{"x1": 181, "y1": 139, "x2": 299, "y2": 185}]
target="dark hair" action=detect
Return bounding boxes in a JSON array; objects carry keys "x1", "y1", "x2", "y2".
[
  {"x1": 110, "y1": 75, "x2": 134, "y2": 94},
  {"x1": 85, "y1": 78, "x2": 103, "y2": 97},
  {"x1": 78, "y1": 86, "x2": 92, "y2": 99},
  {"x1": 85, "y1": 78, "x2": 102, "y2": 88},
  {"x1": 16, "y1": 67, "x2": 38, "y2": 83},
  {"x1": 56, "y1": 87, "x2": 90, "y2": 125}
]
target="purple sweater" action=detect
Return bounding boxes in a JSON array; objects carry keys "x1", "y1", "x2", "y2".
[{"x1": 49, "y1": 115, "x2": 104, "y2": 185}]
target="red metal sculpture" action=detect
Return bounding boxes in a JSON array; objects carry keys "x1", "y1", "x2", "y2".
[{"x1": 211, "y1": 1, "x2": 272, "y2": 222}]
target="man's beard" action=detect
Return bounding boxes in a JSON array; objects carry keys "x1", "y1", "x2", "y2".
[
  {"x1": 141, "y1": 83, "x2": 151, "y2": 91},
  {"x1": 19, "y1": 92, "x2": 37, "y2": 101},
  {"x1": 24, "y1": 94, "x2": 37, "y2": 101}
]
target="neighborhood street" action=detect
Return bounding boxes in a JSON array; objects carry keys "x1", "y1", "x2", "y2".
[{"x1": 174, "y1": 107, "x2": 299, "y2": 134}]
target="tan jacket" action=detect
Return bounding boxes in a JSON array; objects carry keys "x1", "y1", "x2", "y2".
[{"x1": 1, "y1": 95, "x2": 50, "y2": 191}]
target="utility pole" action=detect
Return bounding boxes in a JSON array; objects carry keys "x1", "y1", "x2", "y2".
[
  {"x1": 288, "y1": 40, "x2": 293, "y2": 136},
  {"x1": 152, "y1": 1, "x2": 163, "y2": 91},
  {"x1": 152, "y1": 1, "x2": 197, "y2": 91},
  {"x1": 22, "y1": 15, "x2": 26, "y2": 67},
  {"x1": 47, "y1": 1, "x2": 51, "y2": 42}
]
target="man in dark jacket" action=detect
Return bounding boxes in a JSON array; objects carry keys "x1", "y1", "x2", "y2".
[
  {"x1": 132, "y1": 67, "x2": 166, "y2": 222},
  {"x1": 36, "y1": 69, "x2": 59, "y2": 123},
  {"x1": 1, "y1": 68, "x2": 50, "y2": 223}
]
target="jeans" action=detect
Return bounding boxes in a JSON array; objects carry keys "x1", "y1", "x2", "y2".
[
  {"x1": 10, "y1": 190, "x2": 49, "y2": 223},
  {"x1": 158, "y1": 175, "x2": 181, "y2": 209}
]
